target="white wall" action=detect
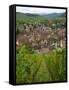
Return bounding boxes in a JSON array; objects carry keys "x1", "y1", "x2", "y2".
[{"x1": 0, "y1": 0, "x2": 69, "y2": 89}]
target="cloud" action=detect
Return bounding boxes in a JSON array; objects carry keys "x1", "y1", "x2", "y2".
[{"x1": 16, "y1": 6, "x2": 66, "y2": 14}]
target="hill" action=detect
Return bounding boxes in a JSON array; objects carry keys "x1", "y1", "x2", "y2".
[{"x1": 16, "y1": 12, "x2": 65, "y2": 20}]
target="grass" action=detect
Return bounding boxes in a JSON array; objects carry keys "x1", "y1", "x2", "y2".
[{"x1": 16, "y1": 46, "x2": 67, "y2": 84}]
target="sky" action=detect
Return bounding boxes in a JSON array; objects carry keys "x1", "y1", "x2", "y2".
[{"x1": 16, "y1": 6, "x2": 66, "y2": 14}]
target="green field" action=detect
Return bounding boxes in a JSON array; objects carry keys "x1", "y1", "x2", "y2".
[{"x1": 16, "y1": 46, "x2": 66, "y2": 84}]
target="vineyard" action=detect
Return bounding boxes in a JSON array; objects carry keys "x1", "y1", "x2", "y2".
[{"x1": 16, "y1": 46, "x2": 66, "y2": 84}]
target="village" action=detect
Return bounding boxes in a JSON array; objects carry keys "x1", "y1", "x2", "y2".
[{"x1": 16, "y1": 23, "x2": 66, "y2": 53}]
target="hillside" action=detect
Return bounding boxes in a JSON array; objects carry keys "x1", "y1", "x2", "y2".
[
  {"x1": 16, "y1": 12, "x2": 66, "y2": 53},
  {"x1": 16, "y1": 12, "x2": 65, "y2": 20},
  {"x1": 16, "y1": 10, "x2": 67, "y2": 84}
]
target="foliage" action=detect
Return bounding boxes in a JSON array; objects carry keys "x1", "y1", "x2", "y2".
[{"x1": 16, "y1": 46, "x2": 66, "y2": 84}]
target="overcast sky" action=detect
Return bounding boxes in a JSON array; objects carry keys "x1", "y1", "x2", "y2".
[{"x1": 16, "y1": 6, "x2": 66, "y2": 14}]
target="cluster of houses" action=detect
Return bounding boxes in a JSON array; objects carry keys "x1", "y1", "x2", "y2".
[
  {"x1": 16, "y1": 23, "x2": 66, "y2": 53},
  {"x1": 16, "y1": 23, "x2": 52, "y2": 33}
]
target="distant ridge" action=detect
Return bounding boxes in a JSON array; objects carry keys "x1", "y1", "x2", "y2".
[{"x1": 16, "y1": 12, "x2": 65, "y2": 18}]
